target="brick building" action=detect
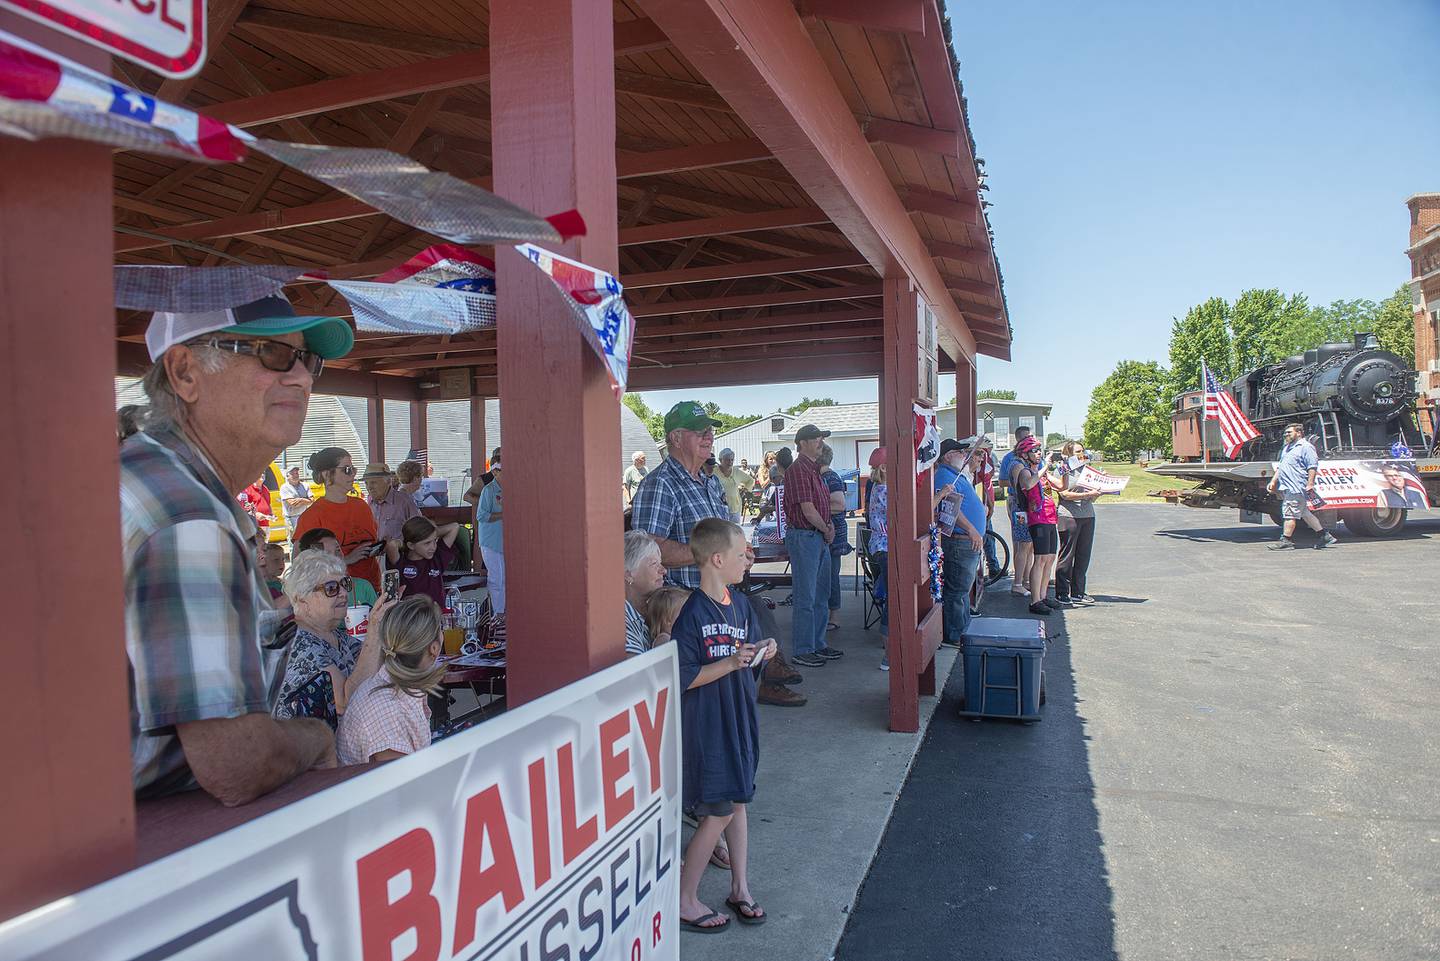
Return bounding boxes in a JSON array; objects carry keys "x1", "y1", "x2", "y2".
[{"x1": 1407, "y1": 192, "x2": 1440, "y2": 435}]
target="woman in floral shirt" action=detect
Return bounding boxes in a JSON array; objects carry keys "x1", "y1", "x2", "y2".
[{"x1": 866, "y1": 448, "x2": 890, "y2": 670}]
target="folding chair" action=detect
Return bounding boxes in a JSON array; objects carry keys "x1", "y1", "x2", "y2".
[{"x1": 855, "y1": 524, "x2": 884, "y2": 630}]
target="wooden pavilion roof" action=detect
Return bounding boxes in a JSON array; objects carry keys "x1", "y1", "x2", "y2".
[{"x1": 111, "y1": 0, "x2": 1010, "y2": 396}]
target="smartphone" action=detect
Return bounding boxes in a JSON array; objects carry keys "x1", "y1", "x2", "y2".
[
  {"x1": 365, "y1": 540, "x2": 388, "y2": 558},
  {"x1": 383, "y1": 570, "x2": 401, "y2": 601}
]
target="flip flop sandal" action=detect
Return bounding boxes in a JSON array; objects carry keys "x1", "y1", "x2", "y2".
[
  {"x1": 680, "y1": 911, "x2": 731, "y2": 933},
  {"x1": 725, "y1": 898, "x2": 767, "y2": 925},
  {"x1": 709, "y1": 846, "x2": 732, "y2": 870}
]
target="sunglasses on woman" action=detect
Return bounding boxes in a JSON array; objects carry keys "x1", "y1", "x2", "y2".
[
  {"x1": 203, "y1": 337, "x2": 326, "y2": 377},
  {"x1": 313, "y1": 576, "x2": 354, "y2": 598}
]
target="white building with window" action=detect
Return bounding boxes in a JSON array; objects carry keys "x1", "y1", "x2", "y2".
[{"x1": 938, "y1": 398, "x2": 1052, "y2": 450}]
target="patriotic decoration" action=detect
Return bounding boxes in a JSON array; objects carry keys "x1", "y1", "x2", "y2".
[
  {"x1": 1390, "y1": 440, "x2": 1413, "y2": 458},
  {"x1": 329, "y1": 245, "x2": 498, "y2": 334},
  {"x1": 927, "y1": 524, "x2": 943, "y2": 602},
  {"x1": 914, "y1": 404, "x2": 940, "y2": 471},
  {"x1": 515, "y1": 243, "x2": 636, "y2": 397},
  {"x1": 1202, "y1": 360, "x2": 1260, "y2": 458},
  {"x1": 250, "y1": 140, "x2": 585, "y2": 248},
  {"x1": 406, "y1": 448, "x2": 429, "y2": 468},
  {"x1": 0, "y1": 30, "x2": 246, "y2": 162},
  {"x1": 114, "y1": 265, "x2": 310, "y2": 311}
]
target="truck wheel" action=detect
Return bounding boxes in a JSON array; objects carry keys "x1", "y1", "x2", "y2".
[{"x1": 1342, "y1": 507, "x2": 1408, "y2": 537}]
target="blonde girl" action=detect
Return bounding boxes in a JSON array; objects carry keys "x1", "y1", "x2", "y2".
[{"x1": 337, "y1": 596, "x2": 448, "y2": 765}]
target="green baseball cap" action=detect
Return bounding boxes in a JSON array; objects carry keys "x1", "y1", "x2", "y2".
[
  {"x1": 146, "y1": 295, "x2": 354, "y2": 361},
  {"x1": 663, "y1": 400, "x2": 723, "y2": 435}
]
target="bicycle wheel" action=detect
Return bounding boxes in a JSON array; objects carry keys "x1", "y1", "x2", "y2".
[{"x1": 983, "y1": 529, "x2": 1010, "y2": 586}]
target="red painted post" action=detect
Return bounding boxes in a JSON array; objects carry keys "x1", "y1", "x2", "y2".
[
  {"x1": 0, "y1": 15, "x2": 136, "y2": 920},
  {"x1": 470, "y1": 393, "x2": 487, "y2": 572},
  {"x1": 366, "y1": 395, "x2": 385, "y2": 463},
  {"x1": 490, "y1": 0, "x2": 624, "y2": 703},
  {"x1": 409, "y1": 400, "x2": 427, "y2": 458},
  {"x1": 882, "y1": 277, "x2": 923, "y2": 732}
]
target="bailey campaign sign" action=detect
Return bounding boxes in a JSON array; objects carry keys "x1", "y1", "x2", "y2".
[
  {"x1": 1300, "y1": 459, "x2": 1431, "y2": 511},
  {"x1": 0, "y1": 649, "x2": 682, "y2": 961},
  {"x1": 0, "y1": 0, "x2": 207, "y2": 78}
]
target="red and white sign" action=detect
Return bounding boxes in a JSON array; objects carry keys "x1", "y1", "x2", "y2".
[
  {"x1": 0, "y1": 0, "x2": 206, "y2": 78},
  {"x1": 0, "y1": 648, "x2": 682, "y2": 961}
]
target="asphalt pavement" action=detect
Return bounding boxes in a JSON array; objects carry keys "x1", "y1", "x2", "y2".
[{"x1": 837, "y1": 503, "x2": 1440, "y2": 961}]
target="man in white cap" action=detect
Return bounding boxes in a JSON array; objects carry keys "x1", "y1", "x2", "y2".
[
  {"x1": 123, "y1": 295, "x2": 354, "y2": 805},
  {"x1": 623, "y1": 449, "x2": 649, "y2": 507}
]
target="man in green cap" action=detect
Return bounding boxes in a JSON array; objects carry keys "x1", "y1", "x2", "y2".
[
  {"x1": 632, "y1": 401, "x2": 806, "y2": 706},
  {"x1": 123, "y1": 295, "x2": 354, "y2": 805}
]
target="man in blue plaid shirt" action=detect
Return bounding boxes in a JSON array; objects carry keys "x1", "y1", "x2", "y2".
[{"x1": 630, "y1": 401, "x2": 728, "y2": 589}]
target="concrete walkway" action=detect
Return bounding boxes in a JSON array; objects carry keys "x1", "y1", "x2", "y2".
[{"x1": 682, "y1": 577, "x2": 958, "y2": 961}]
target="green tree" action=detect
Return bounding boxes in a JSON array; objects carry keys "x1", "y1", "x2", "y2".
[
  {"x1": 1167, "y1": 297, "x2": 1232, "y2": 398},
  {"x1": 1371, "y1": 283, "x2": 1415, "y2": 363},
  {"x1": 785, "y1": 396, "x2": 839, "y2": 415},
  {"x1": 702, "y1": 401, "x2": 761, "y2": 435},
  {"x1": 977, "y1": 388, "x2": 1017, "y2": 400},
  {"x1": 1045, "y1": 432, "x2": 1066, "y2": 448},
  {"x1": 1083, "y1": 360, "x2": 1172, "y2": 461},
  {"x1": 622, "y1": 393, "x2": 665, "y2": 442},
  {"x1": 1229, "y1": 288, "x2": 1286, "y2": 372}
]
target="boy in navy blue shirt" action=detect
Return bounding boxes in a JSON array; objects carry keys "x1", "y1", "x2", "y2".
[{"x1": 674, "y1": 518, "x2": 776, "y2": 932}]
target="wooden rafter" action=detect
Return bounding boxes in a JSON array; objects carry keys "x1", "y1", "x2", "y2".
[
  {"x1": 623, "y1": 251, "x2": 870, "y2": 287},
  {"x1": 235, "y1": 8, "x2": 482, "y2": 57},
  {"x1": 629, "y1": 282, "x2": 880, "y2": 317}
]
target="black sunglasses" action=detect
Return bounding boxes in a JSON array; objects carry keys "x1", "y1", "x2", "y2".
[
  {"x1": 204, "y1": 337, "x2": 325, "y2": 377},
  {"x1": 313, "y1": 576, "x2": 354, "y2": 598}
]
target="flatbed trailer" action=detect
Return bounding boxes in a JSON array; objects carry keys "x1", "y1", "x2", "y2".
[{"x1": 1145, "y1": 457, "x2": 1440, "y2": 537}]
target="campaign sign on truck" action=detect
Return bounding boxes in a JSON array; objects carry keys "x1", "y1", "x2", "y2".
[
  {"x1": 0, "y1": 0, "x2": 207, "y2": 78},
  {"x1": 1301, "y1": 459, "x2": 1431, "y2": 511},
  {"x1": 0, "y1": 648, "x2": 682, "y2": 961}
]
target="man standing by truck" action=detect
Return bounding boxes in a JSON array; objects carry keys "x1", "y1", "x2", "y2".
[{"x1": 1266, "y1": 423, "x2": 1338, "y2": 551}]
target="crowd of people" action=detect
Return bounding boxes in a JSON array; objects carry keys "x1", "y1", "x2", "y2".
[{"x1": 116, "y1": 292, "x2": 1114, "y2": 936}]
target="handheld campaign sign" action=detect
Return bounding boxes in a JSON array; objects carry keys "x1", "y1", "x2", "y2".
[{"x1": 0, "y1": 649, "x2": 682, "y2": 961}]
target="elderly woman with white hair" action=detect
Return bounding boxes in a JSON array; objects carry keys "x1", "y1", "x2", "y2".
[
  {"x1": 274, "y1": 549, "x2": 386, "y2": 724},
  {"x1": 623, "y1": 529, "x2": 666, "y2": 655}
]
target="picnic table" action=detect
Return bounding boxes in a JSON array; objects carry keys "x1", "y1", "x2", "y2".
[{"x1": 437, "y1": 654, "x2": 506, "y2": 727}]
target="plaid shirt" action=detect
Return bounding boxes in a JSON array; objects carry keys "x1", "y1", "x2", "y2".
[
  {"x1": 783, "y1": 454, "x2": 827, "y2": 531},
  {"x1": 630, "y1": 455, "x2": 728, "y2": 588},
  {"x1": 121, "y1": 426, "x2": 287, "y2": 798},
  {"x1": 337, "y1": 667, "x2": 432, "y2": 764}
]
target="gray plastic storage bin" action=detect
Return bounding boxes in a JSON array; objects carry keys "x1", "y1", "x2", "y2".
[{"x1": 959, "y1": 617, "x2": 1046, "y2": 721}]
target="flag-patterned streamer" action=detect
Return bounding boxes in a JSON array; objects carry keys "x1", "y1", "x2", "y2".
[
  {"x1": 0, "y1": 30, "x2": 247, "y2": 162},
  {"x1": 513, "y1": 244, "x2": 636, "y2": 398},
  {"x1": 250, "y1": 140, "x2": 583, "y2": 248},
  {"x1": 328, "y1": 245, "x2": 497, "y2": 334},
  {"x1": 114, "y1": 265, "x2": 311, "y2": 311}
]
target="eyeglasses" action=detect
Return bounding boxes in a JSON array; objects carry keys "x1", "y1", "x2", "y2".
[
  {"x1": 338, "y1": 464, "x2": 356, "y2": 476},
  {"x1": 313, "y1": 576, "x2": 354, "y2": 598},
  {"x1": 204, "y1": 337, "x2": 325, "y2": 377}
]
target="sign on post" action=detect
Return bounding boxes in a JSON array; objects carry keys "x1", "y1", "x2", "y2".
[
  {"x1": 0, "y1": 648, "x2": 683, "y2": 961},
  {"x1": 0, "y1": 0, "x2": 206, "y2": 78}
]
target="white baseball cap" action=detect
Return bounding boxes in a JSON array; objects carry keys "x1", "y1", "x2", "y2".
[{"x1": 145, "y1": 295, "x2": 354, "y2": 362}]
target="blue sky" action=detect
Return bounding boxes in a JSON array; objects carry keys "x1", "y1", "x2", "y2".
[{"x1": 640, "y1": 0, "x2": 1440, "y2": 438}]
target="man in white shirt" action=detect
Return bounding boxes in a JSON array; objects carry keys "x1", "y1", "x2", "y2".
[{"x1": 279, "y1": 465, "x2": 312, "y2": 536}]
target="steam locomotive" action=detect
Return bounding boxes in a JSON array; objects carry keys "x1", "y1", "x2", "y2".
[{"x1": 1171, "y1": 333, "x2": 1425, "y2": 462}]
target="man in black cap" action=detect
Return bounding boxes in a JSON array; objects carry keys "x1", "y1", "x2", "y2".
[{"x1": 784, "y1": 424, "x2": 844, "y2": 667}]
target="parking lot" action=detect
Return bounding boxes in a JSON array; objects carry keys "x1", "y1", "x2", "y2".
[{"x1": 840, "y1": 503, "x2": 1440, "y2": 961}]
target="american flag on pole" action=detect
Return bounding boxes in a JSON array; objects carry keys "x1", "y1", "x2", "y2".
[{"x1": 1202, "y1": 360, "x2": 1260, "y2": 458}]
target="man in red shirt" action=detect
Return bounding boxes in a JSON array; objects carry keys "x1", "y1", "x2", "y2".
[{"x1": 784, "y1": 424, "x2": 841, "y2": 668}]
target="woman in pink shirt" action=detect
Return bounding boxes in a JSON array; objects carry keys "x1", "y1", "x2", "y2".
[
  {"x1": 1012, "y1": 436, "x2": 1061, "y2": 616},
  {"x1": 338, "y1": 596, "x2": 447, "y2": 765}
]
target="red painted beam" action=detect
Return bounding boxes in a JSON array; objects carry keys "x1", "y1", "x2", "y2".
[
  {"x1": 636, "y1": 305, "x2": 880, "y2": 337},
  {"x1": 639, "y1": 321, "x2": 881, "y2": 354},
  {"x1": 862, "y1": 117, "x2": 962, "y2": 156},
  {"x1": 902, "y1": 187, "x2": 979, "y2": 225},
  {"x1": 618, "y1": 206, "x2": 830, "y2": 246},
  {"x1": 930, "y1": 240, "x2": 992, "y2": 267},
  {"x1": 628, "y1": 350, "x2": 880, "y2": 389},
  {"x1": 634, "y1": 0, "x2": 978, "y2": 363},
  {"x1": 206, "y1": 18, "x2": 667, "y2": 127},
  {"x1": 623, "y1": 251, "x2": 870, "y2": 287},
  {"x1": 629, "y1": 282, "x2": 881, "y2": 317},
  {"x1": 615, "y1": 138, "x2": 772, "y2": 177},
  {"x1": 798, "y1": 0, "x2": 925, "y2": 34},
  {"x1": 941, "y1": 273, "x2": 999, "y2": 298}
]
